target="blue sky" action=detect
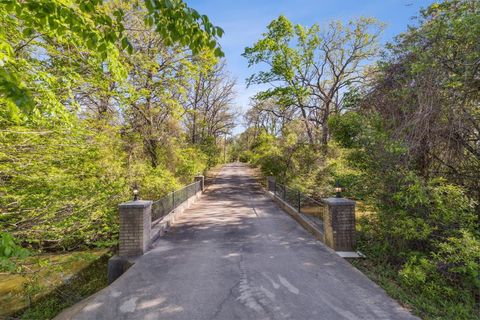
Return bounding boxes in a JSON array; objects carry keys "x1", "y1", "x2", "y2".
[{"x1": 186, "y1": 0, "x2": 435, "y2": 133}]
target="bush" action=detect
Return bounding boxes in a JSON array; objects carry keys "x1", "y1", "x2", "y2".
[
  {"x1": 433, "y1": 230, "x2": 480, "y2": 291},
  {"x1": 199, "y1": 135, "x2": 222, "y2": 168},
  {"x1": 238, "y1": 150, "x2": 254, "y2": 163},
  {"x1": 331, "y1": 110, "x2": 479, "y2": 316},
  {"x1": 0, "y1": 232, "x2": 30, "y2": 272},
  {"x1": 174, "y1": 146, "x2": 207, "y2": 183},
  {"x1": 0, "y1": 123, "x2": 129, "y2": 251}
]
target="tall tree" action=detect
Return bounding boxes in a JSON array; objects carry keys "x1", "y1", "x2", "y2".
[
  {"x1": 184, "y1": 60, "x2": 237, "y2": 144},
  {"x1": 0, "y1": 0, "x2": 228, "y2": 253},
  {"x1": 364, "y1": 0, "x2": 479, "y2": 196},
  {"x1": 243, "y1": 16, "x2": 383, "y2": 145},
  {"x1": 120, "y1": 3, "x2": 196, "y2": 168},
  {"x1": 244, "y1": 98, "x2": 289, "y2": 137}
]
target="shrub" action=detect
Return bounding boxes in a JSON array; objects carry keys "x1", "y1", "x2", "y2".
[{"x1": 0, "y1": 232, "x2": 30, "y2": 272}]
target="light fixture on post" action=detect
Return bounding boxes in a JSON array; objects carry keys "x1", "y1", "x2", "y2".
[
  {"x1": 133, "y1": 183, "x2": 139, "y2": 201},
  {"x1": 334, "y1": 181, "x2": 343, "y2": 198}
]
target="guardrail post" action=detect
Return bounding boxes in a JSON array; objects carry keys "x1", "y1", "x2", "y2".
[
  {"x1": 321, "y1": 198, "x2": 356, "y2": 251},
  {"x1": 195, "y1": 175, "x2": 205, "y2": 192},
  {"x1": 297, "y1": 190, "x2": 301, "y2": 212},
  {"x1": 118, "y1": 200, "x2": 152, "y2": 257}
]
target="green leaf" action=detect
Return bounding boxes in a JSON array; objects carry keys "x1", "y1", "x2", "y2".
[
  {"x1": 22, "y1": 28, "x2": 35, "y2": 37},
  {"x1": 214, "y1": 47, "x2": 224, "y2": 57},
  {"x1": 215, "y1": 26, "x2": 224, "y2": 37}
]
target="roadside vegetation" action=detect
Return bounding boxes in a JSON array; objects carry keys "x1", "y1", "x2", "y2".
[
  {"x1": 233, "y1": 1, "x2": 479, "y2": 318},
  {"x1": 1, "y1": 0, "x2": 235, "y2": 317},
  {"x1": 2, "y1": 250, "x2": 110, "y2": 318}
]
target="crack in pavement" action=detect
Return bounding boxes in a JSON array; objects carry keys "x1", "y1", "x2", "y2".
[{"x1": 210, "y1": 280, "x2": 241, "y2": 320}]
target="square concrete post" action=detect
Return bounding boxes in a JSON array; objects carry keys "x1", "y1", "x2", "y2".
[
  {"x1": 118, "y1": 200, "x2": 152, "y2": 257},
  {"x1": 322, "y1": 198, "x2": 356, "y2": 251},
  {"x1": 267, "y1": 176, "x2": 276, "y2": 193},
  {"x1": 195, "y1": 175, "x2": 205, "y2": 192}
]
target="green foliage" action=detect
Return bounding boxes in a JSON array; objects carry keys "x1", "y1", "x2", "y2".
[
  {"x1": 174, "y1": 146, "x2": 208, "y2": 183},
  {"x1": 330, "y1": 108, "x2": 479, "y2": 317},
  {"x1": 243, "y1": 15, "x2": 383, "y2": 145},
  {"x1": 250, "y1": 132, "x2": 280, "y2": 173},
  {"x1": 132, "y1": 163, "x2": 180, "y2": 201},
  {"x1": 0, "y1": 232, "x2": 30, "y2": 272},
  {"x1": 199, "y1": 135, "x2": 222, "y2": 168},
  {"x1": 328, "y1": 113, "x2": 364, "y2": 148},
  {"x1": 0, "y1": 0, "x2": 230, "y2": 256},
  {"x1": 0, "y1": 232, "x2": 28, "y2": 259},
  {"x1": 0, "y1": 0, "x2": 224, "y2": 122},
  {"x1": 352, "y1": 258, "x2": 479, "y2": 320},
  {"x1": 241, "y1": 131, "x2": 287, "y2": 178},
  {"x1": 0, "y1": 123, "x2": 128, "y2": 251},
  {"x1": 433, "y1": 230, "x2": 480, "y2": 291},
  {"x1": 0, "y1": 121, "x2": 214, "y2": 252}
]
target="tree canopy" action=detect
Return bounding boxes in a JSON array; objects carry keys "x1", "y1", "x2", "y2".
[
  {"x1": 243, "y1": 15, "x2": 383, "y2": 145},
  {"x1": 0, "y1": 0, "x2": 224, "y2": 122}
]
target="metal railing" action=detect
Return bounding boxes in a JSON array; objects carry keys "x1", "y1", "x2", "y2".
[
  {"x1": 151, "y1": 181, "x2": 202, "y2": 221},
  {"x1": 267, "y1": 178, "x2": 325, "y2": 221}
]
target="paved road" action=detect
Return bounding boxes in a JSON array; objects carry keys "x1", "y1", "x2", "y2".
[{"x1": 58, "y1": 163, "x2": 417, "y2": 320}]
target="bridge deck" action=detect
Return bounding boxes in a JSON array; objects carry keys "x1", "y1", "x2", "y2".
[{"x1": 57, "y1": 163, "x2": 417, "y2": 320}]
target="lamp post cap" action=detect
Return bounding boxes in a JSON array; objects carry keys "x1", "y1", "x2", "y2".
[
  {"x1": 322, "y1": 197, "x2": 356, "y2": 205},
  {"x1": 119, "y1": 200, "x2": 152, "y2": 208}
]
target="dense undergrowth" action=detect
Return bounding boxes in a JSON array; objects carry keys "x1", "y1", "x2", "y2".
[{"x1": 0, "y1": 121, "x2": 210, "y2": 253}]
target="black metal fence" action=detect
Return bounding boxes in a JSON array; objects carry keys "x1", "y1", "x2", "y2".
[
  {"x1": 151, "y1": 181, "x2": 202, "y2": 222},
  {"x1": 267, "y1": 178, "x2": 325, "y2": 221}
]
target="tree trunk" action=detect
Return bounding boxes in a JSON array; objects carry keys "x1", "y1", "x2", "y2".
[
  {"x1": 321, "y1": 102, "x2": 331, "y2": 146},
  {"x1": 300, "y1": 106, "x2": 314, "y2": 144}
]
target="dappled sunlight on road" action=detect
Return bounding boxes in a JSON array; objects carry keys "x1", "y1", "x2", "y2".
[{"x1": 55, "y1": 163, "x2": 418, "y2": 320}]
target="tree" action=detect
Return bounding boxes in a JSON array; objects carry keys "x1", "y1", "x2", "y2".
[
  {"x1": 244, "y1": 98, "x2": 289, "y2": 137},
  {"x1": 119, "y1": 2, "x2": 196, "y2": 168},
  {"x1": 364, "y1": 0, "x2": 480, "y2": 200},
  {"x1": 0, "y1": 0, "x2": 224, "y2": 122},
  {"x1": 184, "y1": 60, "x2": 237, "y2": 144},
  {"x1": 243, "y1": 16, "x2": 383, "y2": 146},
  {"x1": 327, "y1": 2, "x2": 480, "y2": 315}
]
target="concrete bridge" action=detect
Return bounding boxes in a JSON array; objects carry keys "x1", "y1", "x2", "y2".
[{"x1": 57, "y1": 163, "x2": 417, "y2": 320}]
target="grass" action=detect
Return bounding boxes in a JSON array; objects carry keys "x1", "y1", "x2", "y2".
[
  {"x1": 349, "y1": 258, "x2": 479, "y2": 320},
  {"x1": 1, "y1": 250, "x2": 111, "y2": 320}
]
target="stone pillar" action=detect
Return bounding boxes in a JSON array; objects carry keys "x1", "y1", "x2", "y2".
[
  {"x1": 118, "y1": 200, "x2": 152, "y2": 257},
  {"x1": 322, "y1": 198, "x2": 356, "y2": 251},
  {"x1": 195, "y1": 175, "x2": 205, "y2": 192},
  {"x1": 267, "y1": 176, "x2": 276, "y2": 193}
]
